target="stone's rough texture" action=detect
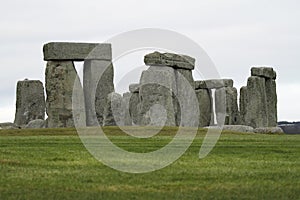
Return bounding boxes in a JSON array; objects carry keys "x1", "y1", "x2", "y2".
[
  {"x1": 122, "y1": 92, "x2": 133, "y2": 126},
  {"x1": 173, "y1": 68, "x2": 196, "y2": 126},
  {"x1": 265, "y1": 79, "x2": 278, "y2": 127},
  {"x1": 103, "y1": 92, "x2": 123, "y2": 126},
  {"x1": 139, "y1": 66, "x2": 177, "y2": 126},
  {"x1": 46, "y1": 61, "x2": 80, "y2": 128},
  {"x1": 83, "y1": 60, "x2": 115, "y2": 126},
  {"x1": 0, "y1": 122, "x2": 20, "y2": 129},
  {"x1": 129, "y1": 84, "x2": 140, "y2": 93},
  {"x1": 251, "y1": 67, "x2": 276, "y2": 79},
  {"x1": 144, "y1": 51, "x2": 195, "y2": 70},
  {"x1": 239, "y1": 86, "x2": 248, "y2": 125},
  {"x1": 129, "y1": 92, "x2": 141, "y2": 125},
  {"x1": 43, "y1": 42, "x2": 112, "y2": 61},
  {"x1": 222, "y1": 125, "x2": 254, "y2": 133},
  {"x1": 25, "y1": 119, "x2": 46, "y2": 129},
  {"x1": 243, "y1": 76, "x2": 268, "y2": 128},
  {"x1": 195, "y1": 79, "x2": 234, "y2": 89},
  {"x1": 215, "y1": 87, "x2": 239, "y2": 125},
  {"x1": 254, "y1": 127, "x2": 284, "y2": 134},
  {"x1": 195, "y1": 89, "x2": 212, "y2": 127},
  {"x1": 14, "y1": 80, "x2": 45, "y2": 126}
]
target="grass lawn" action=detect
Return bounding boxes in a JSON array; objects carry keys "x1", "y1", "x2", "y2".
[{"x1": 0, "y1": 127, "x2": 299, "y2": 199}]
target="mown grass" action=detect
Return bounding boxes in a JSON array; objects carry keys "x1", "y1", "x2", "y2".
[{"x1": 0, "y1": 127, "x2": 299, "y2": 200}]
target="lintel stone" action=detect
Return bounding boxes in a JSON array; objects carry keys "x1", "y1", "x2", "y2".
[
  {"x1": 43, "y1": 42, "x2": 112, "y2": 61},
  {"x1": 195, "y1": 79, "x2": 233, "y2": 89}
]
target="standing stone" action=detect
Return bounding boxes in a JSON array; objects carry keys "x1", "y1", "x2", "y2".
[
  {"x1": 103, "y1": 92, "x2": 123, "y2": 126},
  {"x1": 139, "y1": 66, "x2": 177, "y2": 126},
  {"x1": 239, "y1": 86, "x2": 248, "y2": 125},
  {"x1": 122, "y1": 92, "x2": 132, "y2": 126},
  {"x1": 195, "y1": 89, "x2": 212, "y2": 127},
  {"x1": 243, "y1": 76, "x2": 268, "y2": 128},
  {"x1": 129, "y1": 92, "x2": 141, "y2": 125},
  {"x1": 265, "y1": 79, "x2": 277, "y2": 127},
  {"x1": 83, "y1": 60, "x2": 114, "y2": 126},
  {"x1": 215, "y1": 87, "x2": 239, "y2": 125},
  {"x1": 45, "y1": 61, "x2": 80, "y2": 128},
  {"x1": 14, "y1": 79, "x2": 45, "y2": 127}
]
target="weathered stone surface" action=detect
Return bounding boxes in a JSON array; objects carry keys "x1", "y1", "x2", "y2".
[
  {"x1": 173, "y1": 68, "x2": 196, "y2": 126},
  {"x1": 195, "y1": 79, "x2": 233, "y2": 89},
  {"x1": 139, "y1": 66, "x2": 177, "y2": 126},
  {"x1": 129, "y1": 92, "x2": 141, "y2": 125},
  {"x1": 46, "y1": 61, "x2": 80, "y2": 128},
  {"x1": 243, "y1": 76, "x2": 268, "y2": 128},
  {"x1": 14, "y1": 79, "x2": 45, "y2": 127},
  {"x1": 103, "y1": 92, "x2": 123, "y2": 126},
  {"x1": 215, "y1": 87, "x2": 239, "y2": 125},
  {"x1": 195, "y1": 89, "x2": 213, "y2": 127},
  {"x1": 43, "y1": 42, "x2": 112, "y2": 61},
  {"x1": 0, "y1": 122, "x2": 20, "y2": 129},
  {"x1": 144, "y1": 51, "x2": 195, "y2": 70},
  {"x1": 254, "y1": 127, "x2": 283, "y2": 134},
  {"x1": 251, "y1": 67, "x2": 276, "y2": 79},
  {"x1": 25, "y1": 119, "x2": 46, "y2": 129},
  {"x1": 122, "y1": 92, "x2": 133, "y2": 126},
  {"x1": 265, "y1": 79, "x2": 277, "y2": 127},
  {"x1": 83, "y1": 60, "x2": 115, "y2": 126},
  {"x1": 129, "y1": 84, "x2": 140, "y2": 93},
  {"x1": 239, "y1": 86, "x2": 248, "y2": 125}
]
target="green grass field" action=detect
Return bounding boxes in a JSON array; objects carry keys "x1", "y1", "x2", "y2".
[{"x1": 0, "y1": 127, "x2": 299, "y2": 199}]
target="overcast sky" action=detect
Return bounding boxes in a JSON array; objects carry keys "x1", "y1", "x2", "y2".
[{"x1": 0, "y1": 0, "x2": 299, "y2": 122}]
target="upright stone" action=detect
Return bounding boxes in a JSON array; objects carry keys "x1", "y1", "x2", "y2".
[
  {"x1": 14, "y1": 79, "x2": 45, "y2": 126},
  {"x1": 45, "y1": 61, "x2": 79, "y2": 128},
  {"x1": 139, "y1": 66, "x2": 177, "y2": 126},
  {"x1": 129, "y1": 92, "x2": 141, "y2": 125},
  {"x1": 103, "y1": 92, "x2": 123, "y2": 126},
  {"x1": 239, "y1": 86, "x2": 248, "y2": 125},
  {"x1": 265, "y1": 78, "x2": 277, "y2": 126},
  {"x1": 195, "y1": 89, "x2": 212, "y2": 127},
  {"x1": 83, "y1": 60, "x2": 114, "y2": 126},
  {"x1": 215, "y1": 87, "x2": 239, "y2": 125},
  {"x1": 122, "y1": 92, "x2": 133, "y2": 126},
  {"x1": 243, "y1": 76, "x2": 268, "y2": 128}
]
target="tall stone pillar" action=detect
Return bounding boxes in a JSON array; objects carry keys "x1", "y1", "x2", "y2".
[{"x1": 14, "y1": 79, "x2": 45, "y2": 127}]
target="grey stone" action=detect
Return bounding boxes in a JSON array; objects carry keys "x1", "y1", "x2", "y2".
[
  {"x1": 83, "y1": 60, "x2": 115, "y2": 126},
  {"x1": 173, "y1": 68, "x2": 196, "y2": 126},
  {"x1": 239, "y1": 86, "x2": 248, "y2": 125},
  {"x1": 43, "y1": 42, "x2": 112, "y2": 61},
  {"x1": 129, "y1": 92, "x2": 141, "y2": 125},
  {"x1": 14, "y1": 79, "x2": 45, "y2": 127},
  {"x1": 215, "y1": 87, "x2": 239, "y2": 125},
  {"x1": 45, "y1": 61, "x2": 80, "y2": 128},
  {"x1": 251, "y1": 67, "x2": 276, "y2": 79},
  {"x1": 129, "y1": 84, "x2": 140, "y2": 93},
  {"x1": 265, "y1": 79, "x2": 277, "y2": 127},
  {"x1": 0, "y1": 122, "x2": 20, "y2": 129},
  {"x1": 25, "y1": 119, "x2": 46, "y2": 129},
  {"x1": 195, "y1": 89, "x2": 213, "y2": 127},
  {"x1": 122, "y1": 92, "x2": 132, "y2": 126},
  {"x1": 243, "y1": 76, "x2": 268, "y2": 128},
  {"x1": 103, "y1": 92, "x2": 123, "y2": 126},
  {"x1": 144, "y1": 51, "x2": 195, "y2": 70},
  {"x1": 195, "y1": 79, "x2": 234, "y2": 89},
  {"x1": 222, "y1": 125, "x2": 254, "y2": 133},
  {"x1": 139, "y1": 66, "x2": 177, "y2": 126},
  {"x1": 254, "y1": 127, "x2": 283, "y2": 134}
]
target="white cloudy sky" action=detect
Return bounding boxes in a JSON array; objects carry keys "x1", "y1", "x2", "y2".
[{"x1": 0, "y1": 0, "x2": 299, "y2": 122}]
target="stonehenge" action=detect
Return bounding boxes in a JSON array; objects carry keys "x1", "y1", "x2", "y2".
[{"x1": 11, "y1": 42, "x2": 280, "y2": 132}]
